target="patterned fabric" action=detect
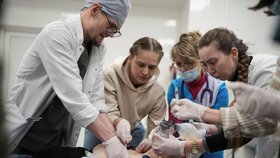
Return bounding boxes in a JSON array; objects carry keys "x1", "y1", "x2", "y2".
[
  {"x1": 220, "y1": 55, "x2": 279, "y2": 138},
  {"x1": 220, "y1": 107, "x2": 277, "y2": 138},
  {"x1": 268, "y1": 57, "x2": 280, "y2": 93}
]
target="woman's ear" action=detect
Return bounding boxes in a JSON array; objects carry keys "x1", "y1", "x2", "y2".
[
  {"x1": 231, "y1": 47, "x2": 239, "y2": 60},
  {"x1": 128, "y1": 55, "x2": 133, "y2": 62}
]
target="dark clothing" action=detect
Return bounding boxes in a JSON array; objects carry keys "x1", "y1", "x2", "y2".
[
  {"x1": 273, "y1": 17, "x2": 280, "y2": 42},
  {"x1": 13, "y1": 96, "x2": 70, "y2": 155},
  {"x1": 34, "y1": 147, "x2": 87, "y2": 158},
  {"x1": 205, "y1": 129, "x2": 252, "y2": 153},
  {"x1": 13, "y1": 45, "x2": 92, "y2": 156}
]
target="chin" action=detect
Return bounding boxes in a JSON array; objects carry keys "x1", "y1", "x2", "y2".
[
  {"x1": 92, "y1": 39, "x2": 102, "y2": 47},
  {"x1": 92, "y1": 36, "x2": 104, "y2": 47},
  {"x1": 219, "y1": 76, "x2": 229, "y2": 81},
  {"x1": 136, "y1": 79, "x2": 148, "y2": 85}
]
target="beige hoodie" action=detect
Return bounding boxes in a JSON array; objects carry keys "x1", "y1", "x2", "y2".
[{"x1": 103, "y1": 56, "x2": 167, "y2": 134}]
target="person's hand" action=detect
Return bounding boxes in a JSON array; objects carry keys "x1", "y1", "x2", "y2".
[
  {"x1": 148, "y1": 126, "x2": 160, "y2": 140},
  {"x1": 116, "y1": 119, "x2": 132, "y2": 144},
  {"x1": 102, "y1": 136, "x2": 129, "y2": 158},
  {"x1": 135, "y1": 139, "x2": 152, "y2": 153},
  {"x1": 190, "y1": 121, "x2": 209, "y2": 133},
  {"x1": 170, "y1": 98, "x2": 180, "y2": 108},
  {"x1": 134, "y1": 126, "x2": 161, "y2": 153},
  {"x1": 152, "y1": 133, "x2": 185, "y2": 156},
  {"x1": 171, "y1": 98, "x2": 207, "y2": 121},
  {"x1": 228, "y1": 82, "x2": 280, "y2": 119},
  {"x1": 176, "y1": 123, "x2": 206, "y2": 139},
  {"x1": 189, "y1": 121, "x2": 219, "y2": 136}
]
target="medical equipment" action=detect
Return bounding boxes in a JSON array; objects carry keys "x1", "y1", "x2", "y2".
[
  {"x1": 175, "y1": 87, "x2": 179, "y2": 100},
  {"x1": 156, "y1": 120, "x2": 171, "y2": 138}
]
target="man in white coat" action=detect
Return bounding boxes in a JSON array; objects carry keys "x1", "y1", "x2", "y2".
[{"x1": 5, "y1": 0, "x2": 131, "y2": 157}]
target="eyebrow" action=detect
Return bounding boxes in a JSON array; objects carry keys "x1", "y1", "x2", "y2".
[
  {"x1": 135, "y1": 60, "x2": 158, "y2": 67},
  {"x1": 202, "y1": 58, "x2": 217, "y2": 66}
]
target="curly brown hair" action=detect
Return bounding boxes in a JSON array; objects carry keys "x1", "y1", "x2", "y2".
[{"x1": 235, "y1": 54, "x2": 251, "y2": 83}]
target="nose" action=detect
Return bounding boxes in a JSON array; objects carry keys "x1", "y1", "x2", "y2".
[
  {"x1": 142, "y1": 67, "x2": 149, "y2": 75},
  {"x1": 107, "y1": 33, "x2": 114, "y2": 38},
  {"x1": 205, "y1": 64, "x2": 216, "y2": 75},
  {"x1": 107, "y1": 32, "x2": 114, "y2": 38}
]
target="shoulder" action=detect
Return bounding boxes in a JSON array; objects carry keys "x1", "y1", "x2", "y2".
[
  {"x1": 37, "y1": 19, "x2": 74, "y2": 46},
  {"x1": 103, "y1": 57, "x2": 126, "y2": 78},
  {"x1": 153, "y1": 82, "x2": 165, "y2": 93},
  {"x1": 249, "y1": 54, "x2": 278, "y2": 86},
  {"x1": 42, "y1": 15, "x2": 82, "y2": 39},
  {"x1": 150, "y1": 84, "x2": 166, "y2": 100},
  {"x1": 103, "y1": 63, "x2": 116, "y2": 78},
  {"x1": 169, "y1": 78, "x2": 183, "y2": 87},
  {"x1": 43, "y1": 19, "x2": 69, "y2": 35},
  {"x1": 207, "y1": 74, "x2": 225, "y2": 86},
  {"x1": 250, "y1": 54, "x2": 277, "y2": 69}
]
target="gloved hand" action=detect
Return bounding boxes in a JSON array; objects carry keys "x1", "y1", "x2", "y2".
[
  {"x1": 189, "y1": 121, "x2": 219, "y2": 136},
  {"x1": 148, "y1": 126, "x2": 160, "y2": 140},
  {"x1": 102, "y1": 136, "x2": 129, "y2": 158},
  {"x1": 189, "y1": 121, "x2": 209, "y2": 133},
  {"x1": 229, "y1": 82, "x2": 280, "y2": 119},
  {"x1": 171, "y1": 98, "x2": 207, "y2": 121},
  {"x1": 135, "y1": 126, "x2": 162, "y2": 153},
  {"x1": 116, "y1": 119, "x2": 132, "y2": 144},
  {"x1": 176, "y1": 123, "x2": 206, "y2": 140},
  {"x1": 135, "y1": 138, "x2": 152, "y2": 153},
  {"x1": 152, "y1": 133, "x2": 185, "y2": 156},
  {"x1": 170, "y1": 98, "x2": 180, "y2": 108}
]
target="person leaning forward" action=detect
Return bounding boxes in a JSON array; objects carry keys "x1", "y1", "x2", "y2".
[{"x1": 5, "y1": 0, "x2": 131, "y2": 157}]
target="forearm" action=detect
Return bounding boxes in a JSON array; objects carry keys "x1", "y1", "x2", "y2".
[
  {"x1": 87, "y1": 113, "x2": 116, "y2": 142},
  {"x1": 183, "y1": 130, "x2": 229, "y2": 154},
  {"x1": 201, "y1": 108, "x2": 222, "y2": 125},
  {"x1": 205, "y1": 130, "x2": 252, "y2": 152},
  {"x1": 183, "y1": 133, "x2": 252, "y2": 155},
  {"x1": 183, "y1": 133, "x2": 228, "y2": 155}
]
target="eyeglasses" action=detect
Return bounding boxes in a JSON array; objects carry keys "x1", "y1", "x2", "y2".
[
  {"x1": 103, "y1": 12, "x2": 122, "y2": 37},
  {"x1": 172, "y1": 62, "x2": 194, "y2": 70}
]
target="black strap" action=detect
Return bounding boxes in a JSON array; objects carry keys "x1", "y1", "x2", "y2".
[{"x1": 34, "y1": 147, "x2": 88, "y2": 158}]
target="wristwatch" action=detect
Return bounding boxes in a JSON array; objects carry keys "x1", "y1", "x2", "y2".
[{"x1": 191, "y1": 139, "x2": 200, "y2": 155}]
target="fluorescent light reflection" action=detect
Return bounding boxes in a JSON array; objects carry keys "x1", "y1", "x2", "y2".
[
  {"x1": 165, "y1": 20, "x2": 177, "y2": 28},
  {"x1": 190, "y1": 0, "x2": 211, "y2": 12}
]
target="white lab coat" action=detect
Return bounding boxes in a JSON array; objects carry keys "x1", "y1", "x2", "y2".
[
  {"x1": 248, "y1": 54, "x2": 279, "y2": 158},
  {"x1": 4, "y1": 15, "x2": 108, "y2": 151}
]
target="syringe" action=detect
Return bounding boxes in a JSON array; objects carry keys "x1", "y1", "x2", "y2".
[{"x1": 175, "y1": 87, "x2": 179, "y2": 100}]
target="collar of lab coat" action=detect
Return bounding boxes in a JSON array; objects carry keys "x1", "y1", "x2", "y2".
[{"x1": 64, "y1": 14, "x2": 85, "y2": 62}]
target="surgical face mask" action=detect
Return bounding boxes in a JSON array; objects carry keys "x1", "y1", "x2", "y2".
[{"x1": 178, "y1": 67, "x2": 200, "y2": 83}]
